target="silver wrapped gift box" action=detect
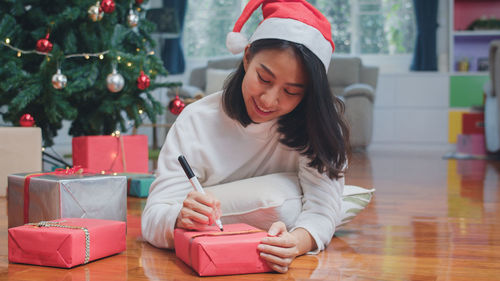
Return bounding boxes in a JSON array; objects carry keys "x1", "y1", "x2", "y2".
[{"x1": 8, "y1": 173, "x2": 127, "y2": 228}]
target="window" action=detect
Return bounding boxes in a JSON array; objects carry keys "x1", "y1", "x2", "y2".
[{"x1": 183, "y1": 0, "x2": 415, "y2": 58}]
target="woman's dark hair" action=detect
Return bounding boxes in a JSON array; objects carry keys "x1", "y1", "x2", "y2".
[{"x1": 222, "y1": 39, "x2": 350, "y2": 180}]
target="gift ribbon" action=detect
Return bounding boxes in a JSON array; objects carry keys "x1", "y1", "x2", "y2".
[
  {"x1": 23, "y1": 166, "x2": 85, "y2": 224},
  {"x1": 27, "y1": 220, "x2": 91, "y2": 264},
  {"x1": 187, "y1": 229, "x2": 265, "y2": 267},
  {"x1": 108, "y1": 135, "x2": 128, "y2": 173}
]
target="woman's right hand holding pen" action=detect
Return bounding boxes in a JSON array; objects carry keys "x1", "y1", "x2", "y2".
[{"x1": 175, "y1": 190, "x2": 222, "y2": 230}]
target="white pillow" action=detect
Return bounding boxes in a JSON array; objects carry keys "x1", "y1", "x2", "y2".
[
  {"x1": 205, "y1": 68, "x2": 234, "y2": 95},
  {"x1": 205, "y1": 173, "x2": 374, "y2": 231}
]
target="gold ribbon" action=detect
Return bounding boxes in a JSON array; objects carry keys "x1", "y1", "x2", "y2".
[{"x1": 27, "y1": 221, "x2": 91, "y2": 264}]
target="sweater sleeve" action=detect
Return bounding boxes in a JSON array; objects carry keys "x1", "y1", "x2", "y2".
[
  {"x1": 141, "y1": 120, "x2": 196, "y2": 249},
  {"x1": 290, "y1": 155, "x2": 344, "y2": 254}
]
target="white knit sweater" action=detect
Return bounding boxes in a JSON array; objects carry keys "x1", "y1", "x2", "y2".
[{"x1": 141, "y1": 92, "x2": 344, "y2": 253}]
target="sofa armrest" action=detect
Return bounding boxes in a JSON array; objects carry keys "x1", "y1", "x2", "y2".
[
  {"x1": 360, "y1": 66, "x2": 379, "y2": 90},
  {"x1": 188, "y1": 66, "x2": 207, "y2": 91},
  {"x1": 342, "y1": 83, "x2": 375, "y2": 103}
]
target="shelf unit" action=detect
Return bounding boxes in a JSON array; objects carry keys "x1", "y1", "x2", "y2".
[
  {"x1": 447, "y1": 0, "x2": 500, "y2": 144},
  {"x1": 448, "y1": 0, "x2": 500, "y2": 74}
]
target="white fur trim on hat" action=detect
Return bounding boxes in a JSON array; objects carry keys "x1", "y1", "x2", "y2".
[
  {"x1": 250, "y1": 18, "x2": 333, "y2": 71},
  {"x1": 226, "y1": 32, "x2": 249, "y2": 54}
]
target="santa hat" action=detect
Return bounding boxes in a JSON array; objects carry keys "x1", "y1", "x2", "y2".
[{"x1": 226, "y1": 0, "x2": 335, "y2": 71}]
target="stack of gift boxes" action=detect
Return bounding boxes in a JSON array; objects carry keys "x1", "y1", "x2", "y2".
[
  {"x1": 72, "y1": 134, "x2": 155, "y2": 198},
  {"x1": 1, "y1": 128, "x2": 155, "y2": 268},
  {"x1": 3, "y1": 128, "x2": 271, "y2": 275}
]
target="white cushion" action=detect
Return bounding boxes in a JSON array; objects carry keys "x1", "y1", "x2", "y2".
[
  {"x1": 205, "y1": 68, "x2": 234, "y2": 95},
  {"x1": 205, "y1": 172, "x2": 374, "y2": 231}
]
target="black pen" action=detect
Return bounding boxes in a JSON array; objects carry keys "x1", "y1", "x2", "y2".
[{"x1": 178, "y1": 155, "x2": 224, "y2": 231}]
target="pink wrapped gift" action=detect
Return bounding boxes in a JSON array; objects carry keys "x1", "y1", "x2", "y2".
[
  {"x1": 174, "y1": 223, "x2": 272, "y2": 276},
  {"x1": 457, "y1": 134, "x2": 486, "y2": 155},
  {"x1": 8, "y1": 218, "x2": 126, "y2": 268},
  {"x1": 72, "y1": 135, "x2": 148, "y2": 173}
]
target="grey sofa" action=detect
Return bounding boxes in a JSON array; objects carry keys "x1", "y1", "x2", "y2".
[{"x1": 176, "y1": 56, "x2": 379, "y2": 149}]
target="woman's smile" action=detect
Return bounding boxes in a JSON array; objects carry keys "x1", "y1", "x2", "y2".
[{"x1": 253, "y1": 98, "x2": 276, "y2": 116}]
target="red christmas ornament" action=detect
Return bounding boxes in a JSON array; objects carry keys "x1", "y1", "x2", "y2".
[
  {"x1": 136, "y1": 0, "x2": 144, "y2": 4},
  {"x1": 19, "y1": 114, "x2": 35, "y2": 127},
  {"x1": 36, "y1": 33, "x2": 53, "y2": 53},
  {"x1": 168, "y1": 95, "x2": 185, "y2": 115},
  {"x1": 136, "y1": 70, "x2": 150, "y2": 90},
  {"x1": 100, "y1": 0, "x2": 115, "y2": 13}
]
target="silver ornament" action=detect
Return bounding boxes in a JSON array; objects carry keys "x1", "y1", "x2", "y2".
[
  {"x1": 107, "y1": 68, "x2": 125, "y2": 93},
  {"x1": 51, "y1": 69, "x2": 67, "y2": 90},
  {"x1": 88, "y1": 2, "x2": 103, "y2": 22},
  {"x1": 127, "y1": 9, "x2": 139, "y2": 27}
]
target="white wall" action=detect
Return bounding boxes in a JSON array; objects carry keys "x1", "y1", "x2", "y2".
[{"x1": 371, "y1": 72, "x2": 453, "y2": 152}]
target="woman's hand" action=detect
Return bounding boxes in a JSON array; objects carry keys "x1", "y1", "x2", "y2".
[
  {"x1": 257, "y1": 221, "x2": 300, "y2": 273},
  {"x1": 175, "y1": 190, "x2": 221, "y2": 230}
]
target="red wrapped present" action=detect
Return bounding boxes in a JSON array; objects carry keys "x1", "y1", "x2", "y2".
[
  {"x1": 72, "y1": 135, "x2": 148, "y2": 173},
  {"x1": 462, "y1": 112, "x2": 484, "y2": 135},
  {"x1": 174, "y1": 223, "x2": 272, "y2": 276},
  {"x1": 8, "y1": 218, "x2": 126, "y2": 268}
]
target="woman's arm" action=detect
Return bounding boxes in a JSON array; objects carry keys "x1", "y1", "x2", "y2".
[
  {"x1": 258, "y1": 156, "x2": 344, "y2": 272},
  {"x1": 141, "y1": 120, "x2": 210, "y2": 249}
]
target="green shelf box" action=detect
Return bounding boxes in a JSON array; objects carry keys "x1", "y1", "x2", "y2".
[{"x1": 449, "y1": 75, "x2": 489, "y2": 108}]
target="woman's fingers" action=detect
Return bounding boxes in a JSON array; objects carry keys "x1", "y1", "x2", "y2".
[
  {"x1": 204, "y1": 191, "x2": 222, "y2": 219},
  {"x1": 267, "y1": 221, "x2": 287, "y2": 236},
  {"x1": 186, "y1": 191, "x2": 222, "y2": 223},
  {"x1": 267, "y1": 262, "x2": 289, "y2": 273},
  {"x1": 176, "y1": 191, "x2": 222, "y2": 230},
  {"x1": 261, "y1": 235, "x2": 296, "y2": 247},
  {"x1": 259, "y1": 251, "x2": 293, "y2": 267},
  {"x1": 176, "y1": 214, "x2": 210, "y2": 230},
  {"x1": 180, "y1": 207, "x2": 210, "y2": 224},
  {"x1": 257, "y1": 222, "x2": 300, "y2": 273},
  {"x1": 258, "y1": 242, "x2": 299, "y2": 259},
  {"x1": 183, "y1": 198, "x2": 213, "y2": 224}
]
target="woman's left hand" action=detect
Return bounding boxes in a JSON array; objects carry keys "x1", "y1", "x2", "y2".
[{"x1": 257, "y1": 221, "x2": 300, "y2": 273}]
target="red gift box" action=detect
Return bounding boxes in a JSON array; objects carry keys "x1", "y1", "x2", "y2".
[
  {"x1": 72, "y1": 135, "x2": 148, "y2": 173},
  {"x1": 174, "y1": 223, "x2": 272, "y2": 276},
  {"x1": 8, "y1": 218, "x2": 126, "y2": 268},
  {"x1": 462, "y1": 113, "x2": 484, "y2": 135}
]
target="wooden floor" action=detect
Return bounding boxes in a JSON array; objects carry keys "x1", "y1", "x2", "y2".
[{"x1": 1, "y1": 149, "x2": 499, "y2": 280}]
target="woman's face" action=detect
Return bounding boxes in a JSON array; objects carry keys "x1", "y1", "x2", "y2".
[{"x1": 242, "y1": 47, "x2": 307, "y2": 124}]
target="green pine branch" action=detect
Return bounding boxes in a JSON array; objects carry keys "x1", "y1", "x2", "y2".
[{"x1": 0, "y1": 0, "x2": 181, "y2": 146}]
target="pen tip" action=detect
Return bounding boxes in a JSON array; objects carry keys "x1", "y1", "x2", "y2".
[{"x1": 220, "y1": 227, "x2": 224, "y2": 232}]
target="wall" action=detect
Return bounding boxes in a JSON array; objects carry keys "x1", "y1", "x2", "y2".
[{"x1": 371, "y1": 72, "x2": 453, "y2": 152}]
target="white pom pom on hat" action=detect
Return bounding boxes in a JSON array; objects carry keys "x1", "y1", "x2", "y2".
[
  {"x1": 226, "y1": 31, "x2": 249, "y2": 54},
  {"x1": 225, "y1": 0, "x2": 335, "y2": 71}
]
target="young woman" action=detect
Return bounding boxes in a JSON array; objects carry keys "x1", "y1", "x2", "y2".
[{"x1": 142, "y1": 0, "x2": 350, "y2": 273}]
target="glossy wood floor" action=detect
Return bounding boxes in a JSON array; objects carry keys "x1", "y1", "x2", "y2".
[{"x1": 1, "y1": 149, "x2": 499, "y2": 280}]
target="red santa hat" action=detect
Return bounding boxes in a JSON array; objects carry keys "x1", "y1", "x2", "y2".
[{"x1": 226, "y1": 0, "x2": 335, "y2": 71}]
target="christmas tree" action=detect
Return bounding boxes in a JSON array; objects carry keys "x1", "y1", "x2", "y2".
[{"x1": 0, "y1": 0, "x2": 179, "y2": 146}]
